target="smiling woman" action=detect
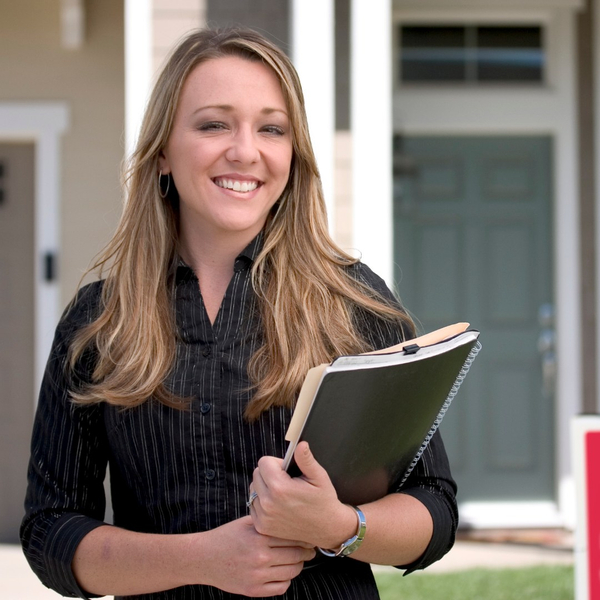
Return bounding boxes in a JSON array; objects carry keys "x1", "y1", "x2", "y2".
[
  {"x1": 159, "y1": 56, "x2": 293, "y2": 260},
  {"x1": 20, "y1": 27, "x2": 458, "y2": 600}
]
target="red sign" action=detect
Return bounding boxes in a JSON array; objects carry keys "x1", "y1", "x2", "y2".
[{"x1": 587, "y1": 431, "x2": 600, "y2": 600}]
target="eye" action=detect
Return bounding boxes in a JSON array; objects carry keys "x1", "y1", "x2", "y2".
[
  {"x1": 197, "y1": 121, "x2": 228, "y2": 132},
  {"x1": 261, "y1": 125, "x2": 286, "y2": 136}
]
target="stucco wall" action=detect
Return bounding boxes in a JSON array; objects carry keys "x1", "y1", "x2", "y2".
[{"x1": 0, "y1": 0, "x2": 125, "y2": 306}]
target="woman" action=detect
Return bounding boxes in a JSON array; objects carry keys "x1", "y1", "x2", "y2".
[{"x1": 21, "y1": 28, "x2": 457, "y2": 599}]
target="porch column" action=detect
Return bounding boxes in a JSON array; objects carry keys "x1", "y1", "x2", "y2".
[
  {"x1": 125, "y1": 0, "x2": 153, "y2": 156},
  {"x1": 594, "y1": 0, "x2": 600, "y2": 413},
  {"x1": 351, "y1": 0, "x2": 393, "y2": 284},
  {"x1": 291, "y1": 0, "x2": 335, "y2": 224}
]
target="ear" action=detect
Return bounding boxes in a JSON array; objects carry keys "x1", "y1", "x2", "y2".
[{"x1": 158, "y1": 151, "x2": 171, "y2": 175}]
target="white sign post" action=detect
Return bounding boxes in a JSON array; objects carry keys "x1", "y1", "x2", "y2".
[{"x1": 572, "y1": 415, "x2": 600, "y2": 600}]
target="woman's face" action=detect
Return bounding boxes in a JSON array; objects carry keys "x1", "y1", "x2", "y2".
[{"x1": 160, "y1": 55, "x2": 293, "y2": 246}]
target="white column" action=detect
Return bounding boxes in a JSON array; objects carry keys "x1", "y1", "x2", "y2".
[
  {"x1": 0, "y1": 102, "x2": 69, "y2": 400},
  {"x1": 351, "y1": 0, "x2": 393, "y2": 284},
  {"x1": 291, "y1": 0, "x2": 335, "y2": 226},
  {"x1": 125, "y1": 0, "x2": 153, "y2": 156}
]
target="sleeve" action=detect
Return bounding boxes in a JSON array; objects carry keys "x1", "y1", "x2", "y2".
[
  {"x1": 395, "y1": 430, "x2": 458, "y2": 574},
  {"x1": 20, "y1": 285, "x2": 109, "y2": 599},
  {"x1": 349, "y1": 261, "x2": 459, "y2": 573}
]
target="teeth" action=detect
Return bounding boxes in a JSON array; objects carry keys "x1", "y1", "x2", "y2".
[{"x1": 215, "y1": 178, "x2": 259, "y2": 192}]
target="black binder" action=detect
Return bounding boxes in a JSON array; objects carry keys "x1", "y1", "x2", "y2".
[{"x1": 283, "y1": 325, "x2": 481, "y2": 505}]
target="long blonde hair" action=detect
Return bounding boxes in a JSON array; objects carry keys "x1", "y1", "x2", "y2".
[{"x1": 69, "y1": 27, "x2": 413, "y2": 419}]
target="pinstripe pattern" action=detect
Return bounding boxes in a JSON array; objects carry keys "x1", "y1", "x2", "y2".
[{"x1": 21, "y1": 236, "x2": 457, "y2": 599}]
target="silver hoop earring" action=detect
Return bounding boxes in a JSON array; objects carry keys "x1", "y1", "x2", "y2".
[{"x1": 158, "y1": 170, "x2": 170, "y2": 199}]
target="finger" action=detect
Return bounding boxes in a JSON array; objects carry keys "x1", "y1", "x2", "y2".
[
  {"x1": 256, "y1": 455, "x2": 286, "y2": 483},
  {"x1": 246, "y1": 490, "x2": 259, "y2": 510},
  {"x1": 250, "y1": 468, "x2": 269, "y2": 506},
  {"x1": 258, "y1": 580, "x2": 293, "y2": 597},
  {"x1": 265, "y1": 536, "x2": 316, "y2": 550},
  {"x1": 293, "y1": 442, "x2": 327, "y2": 483},
  {"x1": 265, "y1": 545, "x2": 316, "y2": 566}
]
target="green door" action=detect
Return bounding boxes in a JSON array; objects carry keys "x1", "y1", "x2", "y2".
[{"x1": 393, "y1": 136, "x2": 554, "y2": 504}]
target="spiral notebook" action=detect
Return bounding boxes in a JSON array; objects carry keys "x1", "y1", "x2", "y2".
[{"x1": 282, "y1": 324, "x2": 482, "y2": 505}]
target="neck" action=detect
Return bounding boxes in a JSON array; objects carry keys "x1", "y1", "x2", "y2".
[
  {"x1": 178, "y1": 227, "x2": 257, "y2": 325},
  {"x1": 178, "y1": 225, "x2": 257, "y2": 280}
]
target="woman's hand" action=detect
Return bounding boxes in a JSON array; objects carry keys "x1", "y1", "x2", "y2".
[
  {"x1": 248, "y1": 442, "x2": 358, "y2": 550},
  {"x1": 72, "y1": 517, "x2": 315, "y2": 598},
  {"x1": 196, "y1": 516, "x2": 315, "y2": 597}
]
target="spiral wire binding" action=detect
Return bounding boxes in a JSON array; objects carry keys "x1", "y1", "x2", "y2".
[{"x1": 399, "y1": 339, "x2": 482, "y2": 487}]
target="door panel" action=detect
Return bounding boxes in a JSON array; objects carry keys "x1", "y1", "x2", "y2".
[
  {"x1": 0, "y1": 143, "x2": 35, "y2": 542},
  {"x1": 393, "y1": 136, "x2": 554, "y2": 505}
]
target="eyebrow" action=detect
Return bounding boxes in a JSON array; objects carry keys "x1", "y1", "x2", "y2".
[{"x1": 193, "y1": 104, "x2": 288, "y2": 117}]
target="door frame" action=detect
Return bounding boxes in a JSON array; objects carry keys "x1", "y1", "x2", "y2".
[
  {"x1": 392, "y1": 6, "x2": 581, "y2": 528},
  {"x1": 0, "y1": 103, "x2": 69, "y2": 404}
]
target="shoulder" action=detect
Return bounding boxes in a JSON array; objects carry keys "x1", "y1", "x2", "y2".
[
  {"x1": 58, "y1": 280, "x2": 105, "y2": 336},
  {"x1": 345, "y1": 261, "x2": 399, "y2": 306},
  {"x1": 345, "y1": 261, "x2": 415, "y2": 345},
  {"x1": 41, "y1": 281, "x2": 105, "y2": 394}
]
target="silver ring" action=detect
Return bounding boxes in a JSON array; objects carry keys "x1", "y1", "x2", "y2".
[{"x1": 246, "y1": 491, "x2": 258, "y2": 509}]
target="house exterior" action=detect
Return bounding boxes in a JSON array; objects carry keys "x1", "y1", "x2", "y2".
[{"x1": 1, "y1": 0, "x2": 598, "y2": 542}]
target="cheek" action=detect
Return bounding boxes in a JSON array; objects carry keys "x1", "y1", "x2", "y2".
[{"x1": 277, "y1": 148, "x2": 293, "y2": 179}]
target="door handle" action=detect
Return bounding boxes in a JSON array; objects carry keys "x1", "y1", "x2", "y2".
[{"x1": 537, "y1": 304, "x2": 555, "y2": 397}]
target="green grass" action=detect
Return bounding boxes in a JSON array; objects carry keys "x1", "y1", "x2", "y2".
[{"x1": 375, "y1": 565, "x2": 574, "y2": 600}]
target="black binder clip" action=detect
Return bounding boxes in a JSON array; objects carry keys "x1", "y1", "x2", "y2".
[{"x1": 402, "y1": 344, "x2": 420, "y2": 355}]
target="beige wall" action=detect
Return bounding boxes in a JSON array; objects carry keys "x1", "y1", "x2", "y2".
[
  {"x1": 0, "y1": 0, "x2": 125, "y2": 306},
  {"x1": 153, "y1": 0, "x2": 206, "y2": 75}
]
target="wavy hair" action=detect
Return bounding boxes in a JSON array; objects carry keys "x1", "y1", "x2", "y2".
[{"x1": 69, "y1": 27, "x2": 413, "y2": 419}]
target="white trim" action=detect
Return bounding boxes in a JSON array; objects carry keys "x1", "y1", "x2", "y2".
[
  {"x1": 553, "y1": 7, "x2": 582, "y2": 533},
  {"x1": 352, "y1": 0, "x2": 393, "y2": 285},
  {"x1": 0, "y1": 102, "x2": 70, "y2": 402},
  {"x1": 460, "y1": 502, "x2": 564, "y2": 529},
  {"x1": 291, "y1": 0, "x2": 335, "y2": 227},
  {"x1": 125, "y1": 0, "x2": 153, "y2": 156},
  {"x1": 392, "y1": 7, "x2": 581, "y2": 529}
]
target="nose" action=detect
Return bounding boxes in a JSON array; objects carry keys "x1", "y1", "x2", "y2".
[{"x1": 225, "y1": 127, "x2": 260, "y2": 164}]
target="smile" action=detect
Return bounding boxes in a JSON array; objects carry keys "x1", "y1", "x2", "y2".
[{"x1": 213, "y1": 178, "x2": 261, "y2": 193}]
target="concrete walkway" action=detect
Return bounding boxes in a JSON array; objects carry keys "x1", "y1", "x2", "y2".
[{"x1": 1, "y1": 537, "x2": 575, "y2": 599}]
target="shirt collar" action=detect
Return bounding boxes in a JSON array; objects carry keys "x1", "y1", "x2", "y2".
[{"x1": 239, "y1": 230, "x2": 264, "y2": 263}]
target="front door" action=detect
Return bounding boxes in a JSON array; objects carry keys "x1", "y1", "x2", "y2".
[
  {"x1": 0, "y1": 142, "x2": 35, "y2": 542},
  {"x1": 393, "y1": 136, "x2": 554, "y2": 509}
]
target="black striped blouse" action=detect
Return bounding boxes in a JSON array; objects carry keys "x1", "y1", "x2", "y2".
[{"x1": 21, "y1": 236, "x2": 458, "y2": 599}]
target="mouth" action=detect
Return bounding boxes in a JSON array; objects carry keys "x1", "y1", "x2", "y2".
[{"x1": 213, "y1": 177, "x2": 262, "y2": 193}]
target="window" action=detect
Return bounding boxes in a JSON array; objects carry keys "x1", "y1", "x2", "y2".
[{"x1": 400, "y1": 25, "x2": 544, "y2": 84}]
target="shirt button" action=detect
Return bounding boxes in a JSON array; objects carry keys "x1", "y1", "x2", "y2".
[
  {"x1": 200, "y1": 402, "x2": 211, "y2": 414},
  {"x1": 202, "y1": 347, "x2": 211, "y2": 358},
  {"x1": 205, "y1": 469, "x2": 216, "y2": 480}
]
